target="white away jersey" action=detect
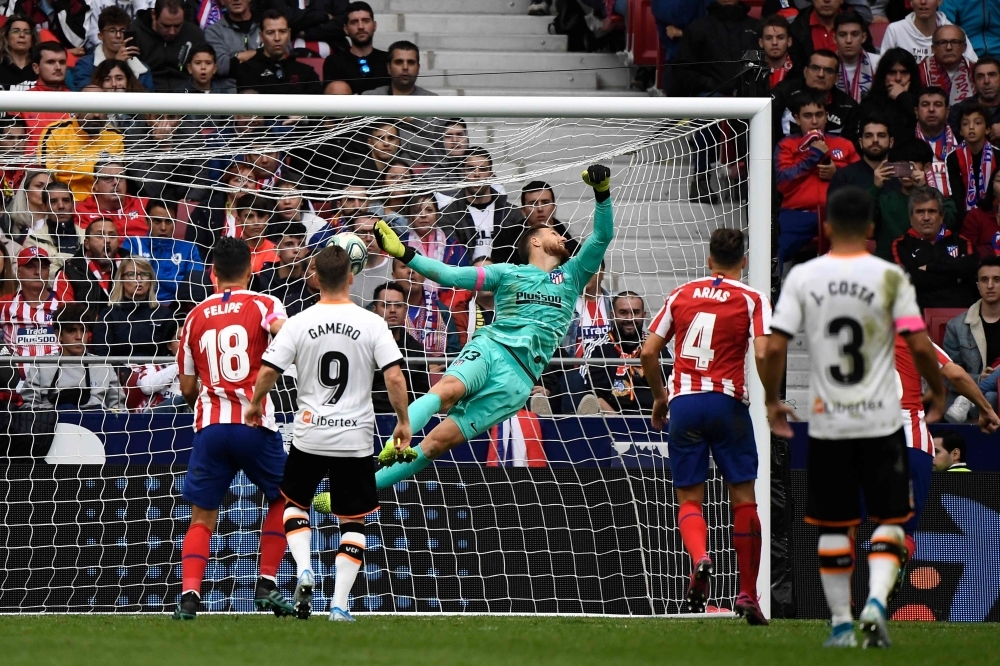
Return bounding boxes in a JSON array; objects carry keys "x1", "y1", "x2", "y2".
[
  {"x1": 261, "y1": 302, "x2": 403, "y2": 456},
  {"x1": 770, "y1": 254, "x2": 925, "y2": 440}
]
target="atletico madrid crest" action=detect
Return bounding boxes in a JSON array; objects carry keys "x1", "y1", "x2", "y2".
[{"x1": 549, "y1": 269, "x2": 565, "y2": 284}]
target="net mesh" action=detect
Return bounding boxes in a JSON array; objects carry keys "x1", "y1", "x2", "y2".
[{"x1": 0, "y1": 107, "x2": 750, "y2": 614}]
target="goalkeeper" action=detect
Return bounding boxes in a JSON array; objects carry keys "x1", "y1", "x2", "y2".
[{"x1": 320, "y1": 164, "x2": 614, "y2": 494}]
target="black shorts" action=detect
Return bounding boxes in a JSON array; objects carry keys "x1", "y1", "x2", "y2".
[
  {"x1": 280, "y1": 445, "x2": 379, "y2": 520},
  {"x1": 806, "y1": 429, "x2": 913, "y2": 527}
]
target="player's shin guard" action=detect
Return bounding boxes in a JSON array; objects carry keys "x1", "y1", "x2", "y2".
[
  {"x1": 181, "y1": 522, "x2": 212, "y2": 596},
  {"x1": 677, "y1": 501, "x2": 708, "y2": 564},
  {"x1": 868, "y1": 525, "x2": 906, "y2": 607},
  {"x1": 375, "y1": 445, "x2": 431, "y2": 489},
  {"x1": 818, "y1": 530, "x2": 855, "y2": 628},
  {"x1": 259, "y1": 498, "x2": 287, "y2": 580},
  {"x1": 333, "y1": 523, "x2": 365, "y2": 612},
  {"x1": 733, "y1": 502, "x2": 761, "y2": 598},
  {"x1": 283, "y1": 506, "x2": 312, "y2": 577}
]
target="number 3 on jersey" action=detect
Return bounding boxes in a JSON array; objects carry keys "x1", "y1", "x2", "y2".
[
  {"x1": 199, "y1": 325, "x2": 250, "y2": 384},
  {"x1": 680, "y1": 312, "x2": 716, "y2": 371}
]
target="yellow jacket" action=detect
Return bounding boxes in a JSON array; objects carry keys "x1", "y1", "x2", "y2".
[{"x1": 41, "y1": 120, "x2": 124, "y2": 201}]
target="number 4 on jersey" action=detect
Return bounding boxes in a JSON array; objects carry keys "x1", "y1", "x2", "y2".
[{"x1": 680, "y1": 312, "x2": 716, "y2": 371}]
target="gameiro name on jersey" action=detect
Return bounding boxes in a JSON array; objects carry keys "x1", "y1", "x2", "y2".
[
  {"x1": 649, "y1": 275, "x2": 771, "y2": 405},
  {"x1": 771, "y1": 254, "x2": 925, "y2": 440},
  {"x1": 178, "y1": 288, "x2": 287, "y2": 432},
  {"x1": 261, "y1": 302, "x2": 403, "y2": 457}
]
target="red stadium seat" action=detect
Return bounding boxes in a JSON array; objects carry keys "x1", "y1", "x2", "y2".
[
  {"x1": 748, "y1": 6, "x2": 762, "y2": 19},
  {"x1": 299, "y1": 57, "x2": 325, "y2": 81},
  {"x1": 924, "y1": 308, "x2": 967, "y2": 347},
  {"x1": 626, "y1": 0, "x2": 659, "y2": 67},
  {"x1": 869, "y1": 22, "x2": 889, "y2": 50},
  {"x1": 817, "y1": 205, "x2": 830, "y2": 255}
]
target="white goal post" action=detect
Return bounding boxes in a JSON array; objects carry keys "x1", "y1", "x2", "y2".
[{"x1": 0, "y1": 92, "x2": 772, "y2": 616}]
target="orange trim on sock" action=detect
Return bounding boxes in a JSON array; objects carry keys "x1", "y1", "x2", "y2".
[
  {"x1": 805, "y1": 516, "x2": 862, "y2": 527},
  {"x1": 281, "y1": 490, "x2": 310, "y2": 510},
  {"x1": 818, "y1": 549, "x2": 852, "y2": 557},
  {"x1": 334, "y1": 506, "x2": 380, "y2": 520},
  {"x1": 868, "y1": 553, "x2": 902, "y2": 563},
  {"x1": 285, "y1": 527, "x2": 311, "y2": 537},
  {"x1": 819, "y1": 566, "x2": 855, "y2": 574},
  {"x1": 336, "y1": 552, "x2": 363, "y2": 566}
]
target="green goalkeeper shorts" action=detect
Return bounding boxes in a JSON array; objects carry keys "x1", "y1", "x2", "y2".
[{"x1": 444, "y1": 336, "x2": 534, "y2": 440}]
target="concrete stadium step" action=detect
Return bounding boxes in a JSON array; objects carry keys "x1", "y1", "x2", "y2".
[
  {"x1": 377, "y1": 32, "x2": 568, "y2": 52},
  {"x1": 442, "y1": 69, "x2": 599, "y2": 90},
  {"x1": 368, "y1": 0, "x2": 533, "y2": 14},
  {"x1": 428, "y1": 51, "x2": 631, "y2": 89},
  {"x1": 402, "y1": 13, "x2": 552, "y2": 35}
]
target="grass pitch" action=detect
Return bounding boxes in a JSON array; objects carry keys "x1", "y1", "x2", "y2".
[{"x1": 3, "y1": 615, "x2": 996, "y2": 666}]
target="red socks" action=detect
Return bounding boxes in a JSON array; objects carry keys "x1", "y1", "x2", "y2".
[
  {"x1": 905, "y1": 533, "x2": 916, "y2": 562},
  {"x1": 181, "y1": 522, "x2": 212, "y2": 595},
  {"x1": 677, "y1": 501, "x2": 708, "y2": 563},
  {"x1": 733, "y1": 502, "x2": 762, "y2": 598},
  {"x1": 259, "y1": 499, "x2": 287, "y2": 579}
]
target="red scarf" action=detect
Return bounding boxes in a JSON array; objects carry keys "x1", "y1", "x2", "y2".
[
  {"x1": 916, "y1": 125, "x2": 958, "y2": 196},
  {"x1": 920, "y1": 56, "x2": 975, "y2": 105},
  {"x1": 956, "y1": 142, "x2": 995, "y2": 211},
  {"x1": 838, "y1": 52, "x2": 875, "y2": 102},
  {"x1": 769, "y1": 55, "x2": 793, "y2": 89}
]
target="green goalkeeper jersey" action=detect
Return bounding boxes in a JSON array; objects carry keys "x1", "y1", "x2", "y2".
[{"x1": 407, "y1": 197, "x2": 614, "y2": 381}]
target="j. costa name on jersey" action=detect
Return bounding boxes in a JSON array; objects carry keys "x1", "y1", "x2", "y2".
[{"x1": 809, "y1": 280, "x2": 876, "y2": 306}]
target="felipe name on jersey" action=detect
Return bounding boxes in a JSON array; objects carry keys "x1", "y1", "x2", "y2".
[
  {"x1": 808, "y1": 280, "x2": 876, "y2": 306},
  {"x1": 203, "y1": 301, "x2": 244, "y2": 317}
]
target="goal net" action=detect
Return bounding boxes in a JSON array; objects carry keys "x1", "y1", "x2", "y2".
[{"x1": 0, "y1": 93, "x2": 771, "y2": 616}]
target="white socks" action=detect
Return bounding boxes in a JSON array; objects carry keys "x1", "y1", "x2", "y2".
[
  {"x1": 868, "y1": 525, "x2": 905, "y2": 608},
  {"x1": 333, "y1": 530, "x2": 366, "y2": 612},
  {"x1": 818, "y1": 533, "x2": 854, "y2": 627},
  {"x1": 283, "y1": 506, "x2": 312, "y2": 577}
]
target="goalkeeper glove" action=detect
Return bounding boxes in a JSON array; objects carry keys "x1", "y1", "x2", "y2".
[
  {"x1": 582, "y1": 164, "x2": 612, "y2": 202},
  {"x1": 374, "y1": 220, "x2": 415, "y2": 263},
  {"x1": 377, "y1": 439, "x2": 418, "y2": 466}
]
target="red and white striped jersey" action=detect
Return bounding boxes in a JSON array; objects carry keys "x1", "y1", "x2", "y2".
[
  {"x1": 0, "y1": 291, "x2": 61, "y2": 356},
  {"x1": 649, "y1": 275, "x2": 771, "y2": 405},
  {"x1": 894, "y1": 335, "x2": 951, "y2": 455},
  {"x1": 178, "y1": 288, "x2": 286, "y2": 432}
]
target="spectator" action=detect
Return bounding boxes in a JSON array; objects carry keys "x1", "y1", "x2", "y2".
[
  {"x1": 909, "y1": 87, "x2": 957, "y2": 200},
  {"x1": 918, "y1": 25, "x2": 976, "y2": 107},
  {"x1": 40, "y1": 107, "x2": 124, "y2": 201},
  {"x1": 233, "y1": 193, "x2": 278, "y2": 272},
  {"x1": 943, "y1": 257, "x2": 1000, "y2": 397},
  {"x1": 0, "y1": 244, "x2": 17, "y2": 297},
  {"x1": 286, "y1": 253, "x2": 319, "y2": 317},
  {"x1": 0, "y1": 14, "x2": 37, "y2": 89},
  {"x1": 338, "y1": 119, "x2": 401, "y2": 190},
  {"x1": 588, "y1": 291, "x2": 673, "y2": 414},
  {"x1": 127, "y1": 113, "x2": 211, "y2": 203},
  {"x1": 90, "y1": 257, "x2": 175, "y2": 360},
  {"x1": 772, "y1": 50, "x2": 859, "y2": 141},
  {"x1": 131, "y1": 329, "x2": 187, "y2": 412},
  {"x1": 0, "y1": 246, "x2": 60, "y2": 358},
  {"x1": 204, "y1": 0, "x2": 260, "y2": 85},
  {"x1": 419, "y1": 119, "x2": 469, "y2": 185},
  {"x1": 4, "y1": 169, "x2": 52, "y2": 244},
  {"x1": 783, "y1": 0, "x2": 874, "y2": 69},
  {"x1": 22, "y1": 42, "x2": 71, "y2": 153},
  {"x1": 249, "y1": 222, "x2": 309, "y2": 309},
  {"x1": 176, "y1": 43, "x2": 232, "y2": 93},
  {"x1": 438, "y1": 148, "x2": 526, "y2": 262},
  {"x1": 556, "y1": 261, "x2": 611, "y2": 414},
  {"x1": 650, "y1": 1, "x2": 704, "y2": 95},
  {"x1": 871, "y1": 140, "x2": 956, "y2": 258},
  {"x1": 234, "y1": 10, "x2": 321, "y2": 95},
  {"x1": 121, "y1": 200, "x2": 203, "y2": 303},
  {"x1": 391, "y1": 257, "x2": 459, "y2": 365},
  {"x1": 362, "y1": 39, "x2": 434, "y2": 96},
  {"x1": 961, "y1": 170, "x2": 1000, "y2": 259},
  {"x1": 369, "y1": 281, "x2": 430, "y2": 413},
  {"x1": 322, "y1": 1, "x2": 389, "y2": 95},
  {"x1": 76, "y1": 160, "x2": 149, "y2": 237},
  {"x1": 91, "y1": 57, "x2": 147, "y2": 94},
  {"x1": 880, "y1": 0, "x2": 979, "y2": 61},
  {"x1": 946, "y1": 103, "x2": 994, "y2": 217},
  {"x1": 14, "y1": 0, "x2": 89, "y2": 60},
  {"x1": 83, "y1": 0, "x2": 151, "y2": 51},
  {"x1": 439, "y1": 255, "x2": 496, "y2": 348},
  {"x1": 53, "y1": 217, "x2": 130, "y2": 320},
  {"x1": 775, "y1": 90, "x2": 859, "y2": 265},
  {"x1": 69, "y1": 6, "x2": 154, "y2": 91},
  {"x1": 892, "y1": 185, "x2": 978, "y2": 309},
  {"x1": 308, "y1": 185, "x2": 368, "y2": 247},
  {"x1": 512, "y1": 181, "x2": 581, "y2": 258},
  {"x1": 369, "y1": 160, "x2": 412, "y2": 234},
  {"x1": 20, "y1": 303, "x2": 124, "y2": 411},
  {"x1": 833, "y1": 12, "x2": 878, "y2": 103},
  {"x1": 859, "y1": 48, "x2": 923, "y2": 141},
  {"x1": 346, "y1": 215, "x2": 393, "y2": 307},
  {"x1": 402, "y1": 194, "x2": 467, "y2": 280},
  {"x1": 187, "y1": 160, "x2": 258, "y2": 259},
  {"x1": 829, "y1": 116, "x2": 893, "y2": 193},
  {"x1": 941, "y1": 0, "x2": 1000, "y2": 59},
  {"x1": 948, "y1": 56, "x2": 1000, "y2": 140},
  {"x1": 133, "y1": 0, "x2": 207, "y2": 91},
  {"x1": 23, "y1": 182, "x2": 84, "y2": 274},
  {"x1": 270, "y1": 175, "x2": 327, "y2": 240},
  {"x1": 760, "y1": 15, "x2": 795, "y2": 89},
  {"x1": 931, "y1": 431, "x2": 970, "y2": 471}
]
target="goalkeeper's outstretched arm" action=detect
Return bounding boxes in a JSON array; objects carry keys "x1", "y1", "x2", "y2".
[
  {"x1": 571, "y1": 164, "x2": 615, "y2": 278},
  {"x1": 373, "y1": 219, "x2": 484, "y2": 290}
]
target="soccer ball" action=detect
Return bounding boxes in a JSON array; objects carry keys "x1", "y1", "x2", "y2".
[{"x1": 328, "y1": 232, "x2": 368, "y2": 275}]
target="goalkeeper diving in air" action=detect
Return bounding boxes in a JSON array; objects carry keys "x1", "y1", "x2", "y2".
[{"x1": 314, "y1": 164, "x2": 614, "y2": 498}]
